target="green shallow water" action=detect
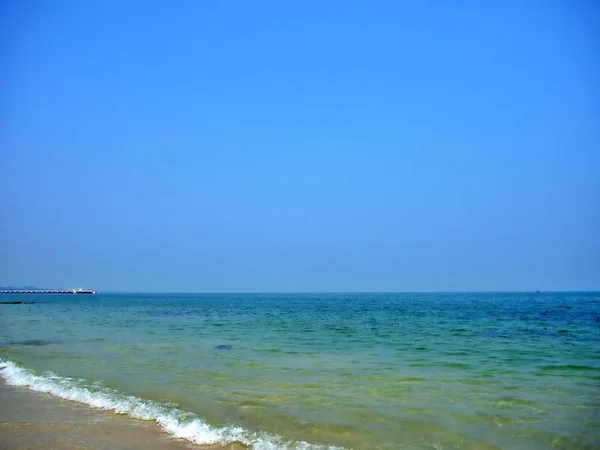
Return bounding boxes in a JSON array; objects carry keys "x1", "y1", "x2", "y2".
[{"x1": 1, "y1": 292, "x2": 599, "y2": 449}]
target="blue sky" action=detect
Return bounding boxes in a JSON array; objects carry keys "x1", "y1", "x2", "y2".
[{"x1": 1, "y1": 1, "x2": 598, "y2": 292}]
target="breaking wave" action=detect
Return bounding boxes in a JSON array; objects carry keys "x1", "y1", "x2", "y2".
[{"x1": 0, "y1": 359, "x2": 342, "y2": 450}]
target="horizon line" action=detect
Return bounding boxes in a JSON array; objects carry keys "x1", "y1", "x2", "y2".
[{"x1": 88, "y1": 289, "x2": 600, "y2": 294}]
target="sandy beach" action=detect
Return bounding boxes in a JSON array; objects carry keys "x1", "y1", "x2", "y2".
[{"x1": 0, "y1": 380, "x2": 243, "y2": 450}]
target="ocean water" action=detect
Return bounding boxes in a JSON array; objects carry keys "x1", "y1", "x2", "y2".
[{"x1": 1, "y1": 292, "x2": 599, "y2": 449}]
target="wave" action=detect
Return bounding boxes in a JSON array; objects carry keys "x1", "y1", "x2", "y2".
[{"x1": 0, "y1": 359, "x2": 341, "y2": 450}]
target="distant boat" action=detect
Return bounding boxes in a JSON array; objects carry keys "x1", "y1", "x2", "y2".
[{"x1": 72, "y1": 288, "x2": 96, "y2": 294}]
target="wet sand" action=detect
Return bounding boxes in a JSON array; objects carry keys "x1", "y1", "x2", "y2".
[{"x1": 0, "y1": 381, "x2": 244, "y2": 450}]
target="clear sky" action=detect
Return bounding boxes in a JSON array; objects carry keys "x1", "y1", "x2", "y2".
[{"x1": 1, "y1": 1, "x2": 598, "y2": 292}]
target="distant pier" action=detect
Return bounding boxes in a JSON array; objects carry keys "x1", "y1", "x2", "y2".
[{"x1": 0, "y1": 288, "x2": 96, "y2": 295}]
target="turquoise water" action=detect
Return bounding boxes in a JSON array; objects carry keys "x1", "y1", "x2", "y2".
[{"x1": 1, "y1": 292, "x2": 599, "y2": 449}]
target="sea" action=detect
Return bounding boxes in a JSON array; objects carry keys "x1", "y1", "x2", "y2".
[{"x1": 1, "y1": 292, "x2": 599, "y2": 449}]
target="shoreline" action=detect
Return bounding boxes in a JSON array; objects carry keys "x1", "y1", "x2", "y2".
[{"x1": 0, "y1": 380, "x2": 244, "y2": 450}]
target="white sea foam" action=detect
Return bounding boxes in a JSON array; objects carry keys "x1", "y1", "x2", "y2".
[{"x1": 0, "y1": 359, "x2": 341, "y2": 450}]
